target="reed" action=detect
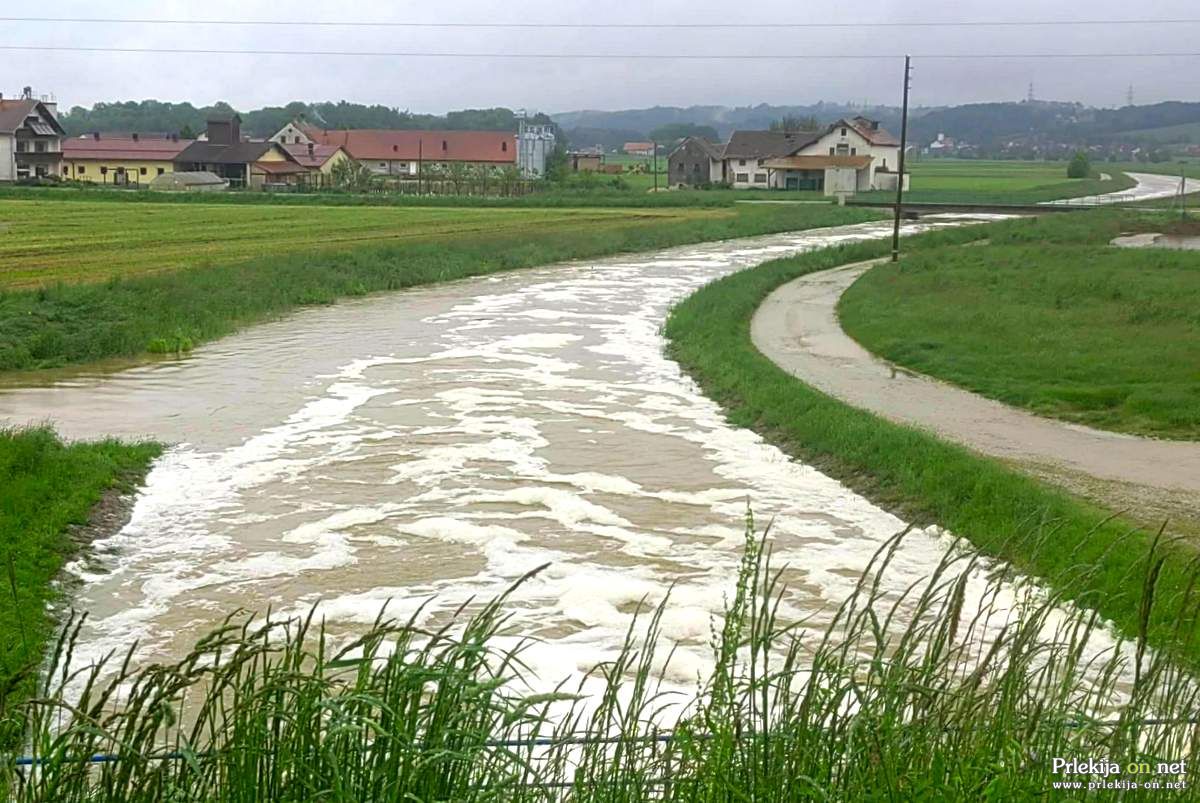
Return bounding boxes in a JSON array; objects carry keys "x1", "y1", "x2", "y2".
[{"x1": 2, "y1": 522, "x2": 1196, "y2": 801}]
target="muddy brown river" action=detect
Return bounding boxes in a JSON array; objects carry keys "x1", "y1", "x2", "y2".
[{"x1": 0, "y1": 218, "x2": 1120, "y2": 689}]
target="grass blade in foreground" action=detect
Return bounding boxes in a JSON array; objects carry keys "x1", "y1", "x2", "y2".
[{"x1": 3, "y1": 523, "x2": 1196, "y2": 801}]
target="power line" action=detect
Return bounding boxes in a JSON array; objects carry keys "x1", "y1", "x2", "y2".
[
  {"x1": 3, "y1": 45, "x2": 1200, "y2": 60},
  {"x1": 3, "y1": 16, "x2": 1200, "y2": 29}
]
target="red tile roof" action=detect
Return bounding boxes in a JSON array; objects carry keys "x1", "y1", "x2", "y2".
[
  {"x1": 311, "y1": 129, "x2": 516, "y2": 163},
  {"x1": 64, "y1": 135, "x2": 193, "y2": 161}
]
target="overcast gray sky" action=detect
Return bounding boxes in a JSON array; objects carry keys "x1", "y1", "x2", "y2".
[{"x1": 4, "y1": 0, "x2": 1199, "y2": 113}]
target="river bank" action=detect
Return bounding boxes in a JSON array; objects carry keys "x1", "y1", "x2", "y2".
[{"x1": 665, "y1": 216, "x2": 1200, "y2": 665}]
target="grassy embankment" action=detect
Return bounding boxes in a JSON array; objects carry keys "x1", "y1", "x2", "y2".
[
  {"x1": 0, "y1": 199, "x2": 881, "y2": 370},
  {"x1": 4, "y1": 526, "x2": 1198, "y2": 800},
  {"x1": 840, "y1": 213, "x2": 1200, "y2": 440},
  {"x1": 665, "y1": 211, "x2": 1200, "y2": 665},
  {"x1": 0, "y1": 429, "x2": 159, "y2": 747}
]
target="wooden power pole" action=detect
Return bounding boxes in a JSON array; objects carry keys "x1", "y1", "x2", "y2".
[{"x1": 891, "y1": 55, "x2": 912, "y2": 263}]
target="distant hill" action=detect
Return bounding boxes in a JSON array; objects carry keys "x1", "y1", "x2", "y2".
[
  {"x1": 553, "y1": 103, "x2": 906, "y2": 143},
  {"x1": 554, "y1": 100, "x2": 1200, "y2": 153}
]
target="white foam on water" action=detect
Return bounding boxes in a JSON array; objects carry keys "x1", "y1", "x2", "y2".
[{"x1": 51, "y1": 217, "x2": 1139, "y2": 714}]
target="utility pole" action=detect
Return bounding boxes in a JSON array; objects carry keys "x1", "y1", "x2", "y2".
[
  {"x1": 891, "y1": 55, "x2": 912, "y2": 264},
  {"x1": 652, "y1": 140, "x2": 658, "y2": 192},
  {"x1": 1182, "y1": 160, "x2": 1189, "y2": 221}
]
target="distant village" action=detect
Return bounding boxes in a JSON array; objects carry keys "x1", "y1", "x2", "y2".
[
  {"x1": 2, "y1": 85, "x2": 911, "y2": 198},
  {"x1": 3, "y1": 83, "x2": 1195, "y2": 195}
]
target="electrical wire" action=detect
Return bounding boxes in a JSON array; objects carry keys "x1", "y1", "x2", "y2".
[
  {"x1": 3, "y1": 16, "x2": 1200, "y2": 29},
  {"x1": 2, "y1": 45, "x2": 1199, "y2": 60}
]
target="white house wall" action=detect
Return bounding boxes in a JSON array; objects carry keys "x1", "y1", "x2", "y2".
[
  {"x1": 0, "y1": 135, "x2": 13, "y2": 182},
  {"x1": 799, "y1": 127, "x2": 900, "y2": 189},
  {"x1": 723, "y1": 157, "x2": 773, "y2": 189}
]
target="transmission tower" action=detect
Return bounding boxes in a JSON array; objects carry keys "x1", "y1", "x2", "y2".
[
  {"x1": 1027, "y1": 81, "x2": 1035, "y2": 103},
  {"x1": 1127, "y1": 85, "x2": 1135, "y2": 107}
]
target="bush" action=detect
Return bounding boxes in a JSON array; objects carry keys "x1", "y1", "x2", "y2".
[{"x1": 1067, "y1": 151, "x2": 1091, "y2": 178}]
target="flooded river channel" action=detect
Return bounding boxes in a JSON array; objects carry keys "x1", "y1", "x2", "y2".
[{"x1": 2, "y1": 218, "x2": 1045, "y2": 687}]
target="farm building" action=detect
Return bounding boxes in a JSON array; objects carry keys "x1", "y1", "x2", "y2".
[
  {"x1": 623, "y1": 142, "x2": 655, "y2": 157},
  {"x1": 667, "y1": 137, "x2": 723, "y2": 186},
  {"x1": 149, "y1": 171, "x2": 228, "y2": 192},
  {"x1": 63, "y1": 133, "x2": 193, "y2": 185},
  {"x1": 568, "y1": 151, "x2": 604, "y2": 172},
  {"x1": 305, "y1": 129, "x2": 516, "y2": 177},
  {"x1": 175, "y1": 116, "x2": 308, "y2": 188},
  {"x1": 0, "y1": 89, "x2": 64, "y2": 181},
  {"x1": 271, "y1": 118, "x2": 555, "y2": 178}
]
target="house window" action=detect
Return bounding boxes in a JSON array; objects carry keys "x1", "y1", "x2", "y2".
[
  {"x1": 294, "y1": 136, "x2": 301, "y2": 144},
  {"x1": 100, "y1": 166, "x2": 107, "y2": 175},
  {"x1": 501, "y1": 141, "x2": 508, "y2": 152},
  {"x1": 851, "y1": 148, "x2": 857, "y2": 156},
  {"x1": 379, "y1": 162, "x2": 387, "y2": 168},
  {"x1": 735, "y1": 173, "x2": 749, "y2": 182},
  {"x1": 78, "y1": 165, "x2": 86, "y2": 174},
  {"x1": 442, "y1": 140, "x2": 448, "y2": 151},
  {"x1": 754, "y1": 173, "x2": 767, "y2": 183},
  {"x1": 157, "y1": 167, "x2": 165, "y2": 175},
  {"x1": 15, "y1": 142, "x2": 25, "y2": 153},
  {"x1": 738, "y1": 159, "x2": 746, "y2": 166},
  {"x1": 139, "y1": 167, "x2": 147, "y2": 175},
  {"x1": 836, "y1": 144, "x2": 850, "y2": 156},
  {"x1": 841, "y1": 127, "x2": 848, "y2": 136},
  {"x1": 829, "y1": 147, "x2": 835, "y2": 156},
  {"x1": 35, "y1": 141, "x2": 46, "y2": 153}
]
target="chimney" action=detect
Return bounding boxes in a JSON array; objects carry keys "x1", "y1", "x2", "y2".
[
  {"x1": 307, "y1": 142, "x2": 314, "y2": 157},
  {"x1": 132, "y1": 132, "x2": 139, "y2": 142},
  {"x1": 171, "y1": 133, "x2": 178, "y2": 142},
  {"x1": 93, "y1": 131, "x2": 100, "y2": 141}
]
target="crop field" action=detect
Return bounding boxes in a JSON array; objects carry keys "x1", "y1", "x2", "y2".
[{"x1": 0, "y1": 199, "x2": 710, "y2": 289}]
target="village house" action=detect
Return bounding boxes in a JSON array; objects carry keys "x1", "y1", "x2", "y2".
[
  {"x1": 623, "y1": 141, "x2": 655, "y2": 157},
  {"x1": 669, "y1": 117, "x2": 906, "y2": 195},
  {"x1": 0, "y1": 88, "x2": 65, "y2": 182},
  {"x1": 62, "y1": 133, "x2": 193, "y2": 185},
  {"x1": 282, "y1": 142, "x2": 352, "y2": 175},
  {"x1": 175, "y1": 116, "x2": 307, "y2": 188}
]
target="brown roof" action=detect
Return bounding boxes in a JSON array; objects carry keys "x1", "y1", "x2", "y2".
[
  {"x1": 64, "y1": 135, "x2": 193, "y2": 162},
  {"x1": 176, "y1": 140, "x2": 302, "y2": 167},
  {"x1": 670, "y1": 136, "x2": 723, "y2": 161},
  {"x1": 838, "y1": 117, "x2": 900, "y2": 147},
  {"x1": 0, "y1": 99, "x2": 65, "y2": 136},
  {"x1": 255, "y1": 160, "x2": 308, "y2": 175},
  {"x1": 312, "y1": 129, "x2": 516, "y2": 163},
  {"x1": 723, "y1": 130, "x2": 819, "y2": 160},
  {"x1": 283, "y1": 143, "x2": 344, "y2": 168},
  {"x1": 623, "y1": 141, "x2": 654, "y2": 151},
  {"x1": 761, "y1": 155, "x2": 874, "y2": 170}
]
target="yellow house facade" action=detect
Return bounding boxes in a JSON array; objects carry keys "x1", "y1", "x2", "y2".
[{"x1": 62, "y1": 134, "x2": 192, "y2": 185}]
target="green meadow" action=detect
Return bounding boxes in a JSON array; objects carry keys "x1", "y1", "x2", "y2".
[{"x1": 840, "y1": 212, "x2": 1200, "y2": 439}]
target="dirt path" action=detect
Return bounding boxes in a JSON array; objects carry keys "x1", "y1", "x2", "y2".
[{"x1": 750, "y1": 258, "x2": 1200, "y2": 519}]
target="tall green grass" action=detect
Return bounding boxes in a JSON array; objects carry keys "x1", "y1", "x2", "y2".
[
  {"x1": 0, "y1": 428, "x2": 160, "y2": 748},
  {"x1": 664, "y1": 214, "x2": 1200, "y2": 667},
  {"x1": 3, "y1": 523, "x2": 1196, "y2": 801}
]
